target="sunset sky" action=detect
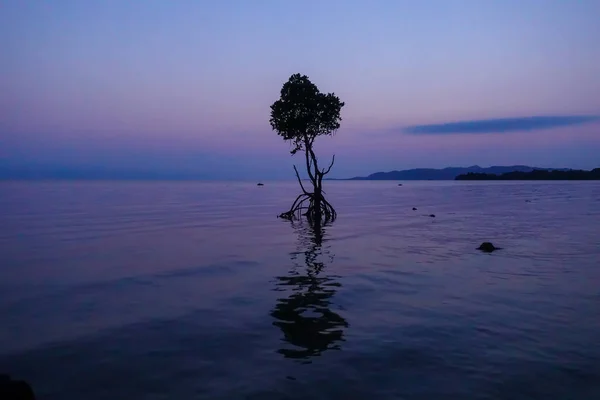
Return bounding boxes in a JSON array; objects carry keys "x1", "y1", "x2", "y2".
[{"x1": 1, "y1": 0, "x2": 599, "y2": 179}]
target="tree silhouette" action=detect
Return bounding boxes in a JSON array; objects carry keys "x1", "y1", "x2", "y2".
[{"x1": 270, "y1": 73, "x2": 345, "y2": 223}]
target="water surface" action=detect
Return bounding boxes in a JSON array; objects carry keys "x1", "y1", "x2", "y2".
[{"x1": 1, "y1": 181, "x2": 599, "y2": 399}]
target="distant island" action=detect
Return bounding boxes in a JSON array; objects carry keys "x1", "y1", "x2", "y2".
[
  {"x1": 341, "y1": 165, "x2": 570, "y2": 181},
  {"x1": 456, "y1": 168, "x2": 600, "y2": 181}
]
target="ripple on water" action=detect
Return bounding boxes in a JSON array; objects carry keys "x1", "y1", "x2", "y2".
[{"x1": 0, "y1": 181, "x2": 599, "y2": 399}]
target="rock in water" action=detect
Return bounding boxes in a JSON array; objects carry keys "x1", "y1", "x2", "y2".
[
  {"x1": 0, "y1": 376, "x2": 36, "y2": 400},
  {"x1": 478, "y1": 242, "x2": 497, "y2": 252},
  {"x1": 429, "y1": 214, "x2": 435, "y2": 218},
  {"x1": 412, "y1": 207, "x2": 417, "y2": 211}
]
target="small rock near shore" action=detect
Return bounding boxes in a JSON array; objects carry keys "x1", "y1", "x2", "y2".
[{"x1": 0, "y1": 375, "x2": 36, "y2": 400}]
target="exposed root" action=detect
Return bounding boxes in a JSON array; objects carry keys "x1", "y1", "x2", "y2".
[
  {"x1": 279, "y1": 155, "x2": 337, "y2": 224},
  {"x1": 278, "y1": 192, "x2": 336, "y2": 223}
]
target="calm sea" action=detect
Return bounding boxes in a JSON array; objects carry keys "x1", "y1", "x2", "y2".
[{"x1": 0, "y1": 181, "x2": 599, "y2": 399}]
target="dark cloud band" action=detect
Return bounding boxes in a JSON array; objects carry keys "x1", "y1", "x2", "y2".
[{"x1": 405, "y1": 115, "x2": 599, "y2": 134}]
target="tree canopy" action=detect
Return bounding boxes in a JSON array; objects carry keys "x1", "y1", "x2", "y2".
[{"x1": 270, "y1": 73, "x2": 345, "y2": 155}]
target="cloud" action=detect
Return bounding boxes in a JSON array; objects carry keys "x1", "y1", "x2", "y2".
[{"x1": 404, "y1": 115, "x2": 599, "y2": 134}]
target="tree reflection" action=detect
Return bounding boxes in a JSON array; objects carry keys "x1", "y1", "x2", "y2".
[{"x1": 271, "y1": 221, "x2": 348, "y2": 361}]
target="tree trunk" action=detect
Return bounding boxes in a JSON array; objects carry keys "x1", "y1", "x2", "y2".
[
  {"x1": 313, "y1": 185, "x2": 322, "y2": 223},
  {"x1": 278, "y1": 140, "x2": 336, "y2": 224}
]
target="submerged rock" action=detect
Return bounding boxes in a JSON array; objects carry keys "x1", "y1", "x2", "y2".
[
  {"x1": 477, "y1": 242, "x2": 498, "y2": 252},
  {"x1": 0, "y1": 375, "x2": 36, "y2": 400}
]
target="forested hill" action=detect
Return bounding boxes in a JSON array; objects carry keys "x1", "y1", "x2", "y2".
[
  {"x1": 455, "y1": 169, "x2": 600, "y2": 180},
  {"x1": 345, "y1": 165, "x2": 562, "y2": 180}
]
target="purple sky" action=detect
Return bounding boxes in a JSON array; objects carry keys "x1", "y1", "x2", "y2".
[{"x1": 1, "y1": 0, "x2": 599, "y2": 179}]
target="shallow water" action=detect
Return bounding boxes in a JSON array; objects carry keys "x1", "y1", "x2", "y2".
[{"x1": 1, "y1": 180, "x2": 599, "y2": 399}]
